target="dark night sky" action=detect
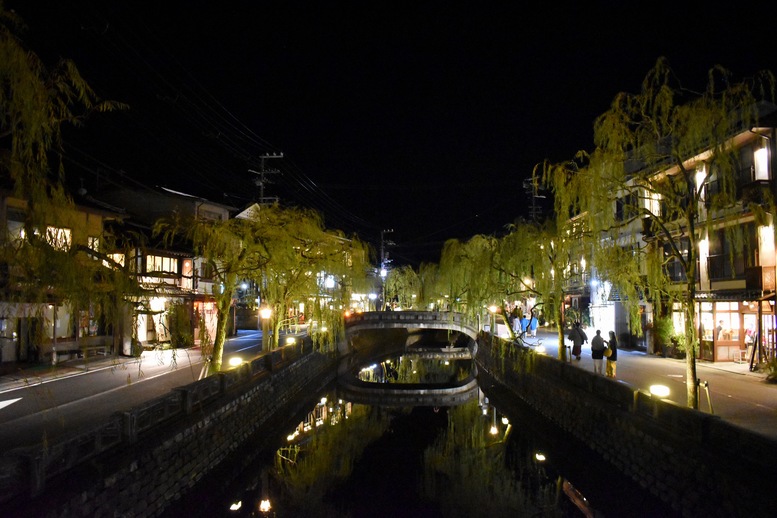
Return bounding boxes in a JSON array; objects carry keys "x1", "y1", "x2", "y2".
[{"x1": 10, "y1": 1, "x2": 777, "y2": 265}]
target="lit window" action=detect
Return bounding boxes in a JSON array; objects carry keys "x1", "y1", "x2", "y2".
[
  {"x1": 45, "y1": 226, "x2": 71, "y2": 250},
  {"x1": 754, "y1": 146, "x2": 770, "y2": 181},
  {"x1": 146, "y1": 255, "x2": 178, "y2": 274},
  {"x1": 88, "y1": 236, "x2": 99, "y2": 259},
  {"x1": 107, "y1": 253, "x2": 125, "y2": 268}
]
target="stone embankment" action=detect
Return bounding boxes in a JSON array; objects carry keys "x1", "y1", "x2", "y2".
[
  {"x1": 475, "y1": 335, "x2": 777, "y2": 518},
  {"x1": 0, "y1": 338, "x2": 336, "y2": 517}
]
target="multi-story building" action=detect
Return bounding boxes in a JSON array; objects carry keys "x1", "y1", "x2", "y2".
[
  {"x1": 0, "y1": 188, "x2": 123, "y2": 363},
  {"x1": 96, "y1": 185, "x2": 237, "y2": 353},
  {"x1": 585, "y1": 105, "x2": 776, "y2": 363}
]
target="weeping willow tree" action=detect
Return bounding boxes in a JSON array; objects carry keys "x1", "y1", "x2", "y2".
[
  {"x1": 433, "y1": 235, "x2": 501, "y2": 318},
  {"x1": 510, "y1": 212, "x2": 581, "y2": 361},
  {"x1": 155, "y1": 214, "x2": 269, "y2": 373},
  {"x1": 384, "y1": 264, "x2": 421, "y2": 310},
  {"x1": 417, "y1": 261, "x2": 439, "y2": 309},
  {"x1": 1, "y1": 5, "x2": 128, "y2": 354},
  {"x1": 570, "y1": 58, "x2": 775, "y2": 407},
  {"x1": 247, "y1": 204, "x2": 371, "y2": 351}
]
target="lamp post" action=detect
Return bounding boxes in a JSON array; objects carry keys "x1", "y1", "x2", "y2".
[
  {"x1": 380, "y1": 267, "x2": 388, "y2": 310},
  {"x1": 260, "y1": 306, "x2": 272, "y2": 350}
]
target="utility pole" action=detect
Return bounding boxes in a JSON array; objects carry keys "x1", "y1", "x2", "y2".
[
  {"x1": 523, "y1": 177, "x2": 546, "y2": 222},
  {"x1": 249, "y1": 152, "x2": 283, "y2": 205},
  {"x1": 380, "y1": 229, "x2": 394, "y2": 310}
]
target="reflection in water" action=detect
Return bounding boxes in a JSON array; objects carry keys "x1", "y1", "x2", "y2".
[
  {"x1": 275, "y1": 401, "x2": 393, "y2": 516},
  {"x1": 357, "y1": 355, "x2": 473, "y2": 385},
  {"x1": 422, "y1": 399, "x2": 561, "y2": 517},
  {"x1": 218, "y1": 388, "x2": 566, "y2": 517}
]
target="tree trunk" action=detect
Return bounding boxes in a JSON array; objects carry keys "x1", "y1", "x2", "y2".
[
  {"x1": 684, "y1": 291, "x2": 699, "y2": 408},
  {"x1": 211, "y1": 294, "x2": 231, "y2": 374},
  {"x1": 555, "y1": 297, "x2": 568, "y2": 362}
]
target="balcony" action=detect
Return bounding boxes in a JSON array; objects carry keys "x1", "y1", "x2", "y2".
[{"x1": 746, "y1": 266, "x2": 776, "y2": 291}]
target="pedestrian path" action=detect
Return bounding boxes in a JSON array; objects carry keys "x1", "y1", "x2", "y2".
[{"x1": 526, "y1": 327, "x2": 777, "y2": 439}]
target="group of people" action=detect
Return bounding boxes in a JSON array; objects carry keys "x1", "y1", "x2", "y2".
[
  {"x1": 509, "y1": 309, "x2": 538, "y2": 337},
  {"x1": 568, "y1": 322, "x2": 618, "y2": 378}
]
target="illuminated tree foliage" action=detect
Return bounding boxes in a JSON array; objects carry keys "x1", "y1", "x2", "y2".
[
  {"x1": 247, "y1": 204, "x2": 371, "y2": 350},
  {"x1": 384, "y1": 264, "x2": 421, "y2": 310},
  {"x1": 0, "y1": 5, "x2": 125, "y2": 227},
  {"x1": 1, "y1": 4, "x2": 128, "y2": 351},
  {"x1": 432, "y1": 235, "x2": 500, "y2": 318},
  {"x1": 156, "y1": 204, "x2": 370, "y2": 371},
  {"x1": 571, "y1": 58, "x2": 775, "y2": 407},
  {"x1": 155, "y1": 213, "x2": 267, "y2": 373},
  {"x1": 500, "y1": 217, "x2": 577, "y2": 359}
]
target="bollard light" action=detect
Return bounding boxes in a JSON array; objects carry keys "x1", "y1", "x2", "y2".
[{"x1": 649, "y1": 385, "x2": 670, "y2": 398}]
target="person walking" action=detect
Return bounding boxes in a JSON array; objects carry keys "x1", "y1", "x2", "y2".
[
  {"x1": 590, "y1": 330, "x2": 606, "y2": 374},
  {"x1": 605, "y1": 330, "x2": 618, "y2": 378},
  {"x1": 529, "y1": 315, "x2": 538, "y2": 337},
  {"x1": 568, "y1": 322, "x2": 588, "y2": 361}
]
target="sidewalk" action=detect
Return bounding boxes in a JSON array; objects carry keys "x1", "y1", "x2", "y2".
[{"x1": 527, "y1": 327, "x2": 777, "y2": 439}]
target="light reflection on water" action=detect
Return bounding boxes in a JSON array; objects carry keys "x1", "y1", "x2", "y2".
[
  {"x1": 356, "y1": 354, "x2": 474, "y2": 385},
  {"x1": 182, "y1": 357, "x2": 677, "y2": 518}
]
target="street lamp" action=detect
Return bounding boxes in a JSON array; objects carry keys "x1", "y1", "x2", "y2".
[{"x1": 260, "y1": 306, "x2": 272, "y2": 350}]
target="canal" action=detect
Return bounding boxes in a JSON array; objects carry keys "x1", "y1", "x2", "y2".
[{"x1": 170, "y1": 354, "x2": 678, "y2": 517}]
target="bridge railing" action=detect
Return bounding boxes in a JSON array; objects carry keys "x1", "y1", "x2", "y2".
[{"x1": 345, "y1": 311, "x2": 477, "y2": 332}]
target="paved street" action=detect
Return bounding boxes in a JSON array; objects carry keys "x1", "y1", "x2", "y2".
[
  {"x1": 526, "y1": 327, "x2": 777, "y2": 439},
  {"x1": 0, "y1": 330, "x2": 267, "y2": 453}
]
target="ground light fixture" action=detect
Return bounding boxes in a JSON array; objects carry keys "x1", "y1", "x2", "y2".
[
  {"x1": 228, "y1": 357, "x2": 243, "y2": 367},
  {"x1": 649, "y1": 384, "x2": 670, "y2": 418},
  {"x1": 649, "y1": 384, "x2": 670, "y2": 398}
]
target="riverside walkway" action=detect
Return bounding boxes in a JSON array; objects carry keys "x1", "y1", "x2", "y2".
[{"x1": 526, "y1": 327, "x2": 777, "y2": 439}]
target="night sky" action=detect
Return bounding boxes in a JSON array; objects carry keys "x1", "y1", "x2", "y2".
[{"x1": 10, "y1": 1, "x2": 777, "y2": 265}]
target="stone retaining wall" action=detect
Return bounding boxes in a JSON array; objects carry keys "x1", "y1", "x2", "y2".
[
  {"x1": 475, "y1": 335, "x2": 777, "y2": 518},
  {"x1": 1, "y1": 342, "x2": 337, "y2": 517}
]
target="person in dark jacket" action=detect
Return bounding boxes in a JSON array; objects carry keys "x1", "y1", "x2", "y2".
[
  {"x1": 568, "y1": 322, "x2": 588, "y2": 361},
  {"x1": 590, "y1": 330, "x2": 606, "y2": 374},
  {"x1": 606, "y1": 330, "x2": 618, "y2": 378}
]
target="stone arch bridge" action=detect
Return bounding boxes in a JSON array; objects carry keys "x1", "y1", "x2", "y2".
[{"x1": 338, "y1": 311, "x2": 479, "y2": 407}]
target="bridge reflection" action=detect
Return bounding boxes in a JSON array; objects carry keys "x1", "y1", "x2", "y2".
[{"x1": 339, "y1": 311, "x2": 479, "y2": 407}]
